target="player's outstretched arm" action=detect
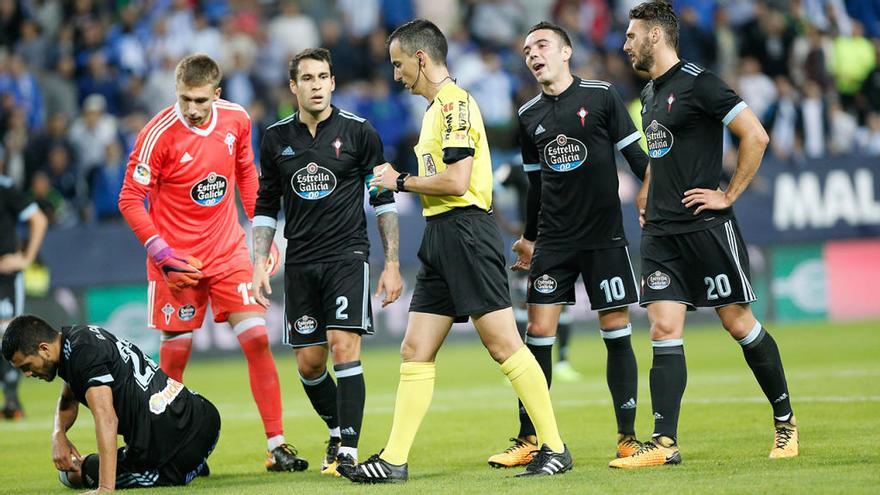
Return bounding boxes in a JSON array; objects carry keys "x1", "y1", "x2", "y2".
[
  {"x1": 682, "y1": 107, "x2": 768, "y2": 214},
  {"x1": 375, "y1": 209, "x2": 402, "y2": 307},
  {"x1": 52, "y1": 383, "x2": 82, "y2": 472},
  {"x1": 85, "y1": 385, "x2": 118, "y2": 493},
  {"x1": 368, "y1": 159, "x2": 474, "y2": 197}
]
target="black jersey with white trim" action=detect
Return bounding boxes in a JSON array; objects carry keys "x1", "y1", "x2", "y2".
[
  {"x1": 255, "y1": 106, "x2": 395, "y2": 264},
  {"x1": 58, "y1": 325, "x2": 206, "y2": 466},
  {"x1": 518, "y1": 77, "x2": 644, "y2": 250},
  {"x1": 640, "y1": 60, "x2": 747, "y2": 235}
]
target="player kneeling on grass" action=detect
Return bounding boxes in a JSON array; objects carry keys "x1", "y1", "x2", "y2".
[{"x1": 2, "y1": 315, "x2": 220, "y2": 493}]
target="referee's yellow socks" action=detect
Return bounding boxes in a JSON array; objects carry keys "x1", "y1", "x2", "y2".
[
  {"x1": 381, "y1": 361, "x2": 436, "y2": 465},
  {"x1": 501, "y1": 346, "x2": 565, "y2": 452}
]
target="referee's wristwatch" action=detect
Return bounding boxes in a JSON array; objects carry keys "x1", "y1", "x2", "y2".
[{"x1": 396, "y1": 172, "x2": 411, "y2": 192}]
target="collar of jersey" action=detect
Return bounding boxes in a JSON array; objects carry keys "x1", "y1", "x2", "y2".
[
  {"x1": 431, "y1": 82, "x2": 460, "y2": 107},
  {"x1": 293, "y1": 105, "x2": 339, "y2": 132},
  {"x1": 174, "y1": 101, "x2": 218, "y2": 137},
  {"x1": 652, "y1": 60, "x2": 686, "y2": 89},
  {"x1": 541, "y1": 76, "x2": 580, "y2": 102}
]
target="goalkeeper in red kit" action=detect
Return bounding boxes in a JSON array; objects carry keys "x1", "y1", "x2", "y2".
[{"x1": 119, "y1": 54, "x2": 308, "y2": 472}]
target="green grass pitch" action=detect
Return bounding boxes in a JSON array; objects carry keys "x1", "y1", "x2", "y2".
[{"x1": 1, "y1": 320, "x2": 878, "y2": 494}]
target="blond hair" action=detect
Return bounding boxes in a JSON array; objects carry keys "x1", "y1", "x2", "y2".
[{"x1": 175, "y1": 54, "x2": 222, "y2": 88}]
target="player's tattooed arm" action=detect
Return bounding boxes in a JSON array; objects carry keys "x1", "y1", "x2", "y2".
[
  {"x1": 377, "y1": 212, "x2": 399, "y2": 263},
  {"x1": 375, "y1": 211, "x2": 403, "y2": 306},
  {"x1": 252, "y1": 226, "x2": 276, "y2": 266}
]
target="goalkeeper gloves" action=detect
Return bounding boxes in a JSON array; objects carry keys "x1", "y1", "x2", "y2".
[{"x1": 145, "y1": 236, "x2": 204, "y2": 292}]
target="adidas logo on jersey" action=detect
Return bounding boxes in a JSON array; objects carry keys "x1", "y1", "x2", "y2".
[
  {"x1": 621, "y1": 398, "x2": 637, "y2": 410},
  {"x1": 180, "y1": 152, "x2": 193, "y2": 163},
  {"x1": 535, "y1": 124, "x2": 546, "y2": 135},
  {"x1": 281, "y1": 146, "x2": 295, "y2": 156}
]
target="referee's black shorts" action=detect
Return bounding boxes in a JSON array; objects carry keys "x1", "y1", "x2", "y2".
[{"x1": 409, "y1": 206, "x2": 512, "y2": 323}]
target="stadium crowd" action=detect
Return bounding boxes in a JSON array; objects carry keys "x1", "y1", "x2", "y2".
[{"x1": 0, "y1": 0, "x2": 878, "y2": 227}]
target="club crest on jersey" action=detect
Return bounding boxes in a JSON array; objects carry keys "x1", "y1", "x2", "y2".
[
  {"x1": 190, "y1": 172, "x2": 228, "y2": 206},
  {"x1": 294, "y1": 315, "x2": 318, "y2": 334},
  {"x1": 178, "y1": 305, "x2": 196, "y2": 321},
  {"x1": 292, "y1": 162, "x2": 337, "y2": 200},
  {"x1": 577, "y1": 106, "x2": 588, "y2": 126},
  {"x1": 332, "y1": 137, "x2": 343, "y2": 158},
  {"x1": 224, "y1": 132, "x2": 236, "y2": 155},
  {"x1": 543, "y1": 134, "x2": 587, "y2": 172},
  {"x1": 647, "y1": 270, "x2": 671, "y2": 290},
  {"x1": 646, "y1": 120, "x2": 674, "y2": 158},
  {"x1": 533, "y1": 274, "x2": 558, "y2": 294},
  {"x1": 133, "y1": 162, "x2": 151, "y2": 185},
  {"x1": 162, "y1": 303, "x2": 175, "y2": 325}
]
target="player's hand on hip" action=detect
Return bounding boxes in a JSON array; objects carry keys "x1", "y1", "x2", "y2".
[
  {"x1": 376, "y1": 263, "x2": 403, "y2": 307},
  {"x1": 682, "y1": 188, "x2": 732, "y2": 215},
  {"x1": 146, "y1": 237, "x2": 204, "y2": 293},
  {"x1": 0, "y1": 252, "x2": 27, "y2": 274},
  {"x1": 369, "y1": 163, "x2": 399, "y2": 193},
  {"x1": 510, "y1": 236, "x2": 534, "y2": 272}
]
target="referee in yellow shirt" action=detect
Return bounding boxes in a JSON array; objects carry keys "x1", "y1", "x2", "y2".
[{"x1": 338, "y1": 19, "x2": 571, "y2": 483}]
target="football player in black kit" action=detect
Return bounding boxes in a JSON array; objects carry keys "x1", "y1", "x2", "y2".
[
  {"x1": 612, "y1": 1, "x2": 797, "y2": 468},
  {"x1": 2, "y1": 315, "x2": 220, "y2": 492},
  {"x1": 251, "y1": 48, "x2": 402, "y2": 476},
  {"x1": 493, "y1": 21, "x2": 650, "y2": 468}
]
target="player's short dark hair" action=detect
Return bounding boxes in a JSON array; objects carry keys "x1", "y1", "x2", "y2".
[
  {"x1": 527, "y1": 21, "x2": 572, "y2": 48},
  {"x1": 629, "y1": 1, "x2": 679, "y2": 50},
  {"x1": 175, "y1": 53, "x2": 223, "y2": 88},
  {"x1": 387, "y1": 18, "x2": 448, "y2": 66},
  {"x1": 1, "y1": 315, "x2": 59, "y2": 360},
  {"x1": 289, "y1": 47, "x2": 333, "y2": 81}
]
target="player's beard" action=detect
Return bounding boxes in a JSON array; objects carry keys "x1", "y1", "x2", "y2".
[
  {"x1": 38, "y1": 355, "x2": 59, "y2": 382},
  {"x1": 632, "y1": 42, "x2": 655, "y2": 73}
]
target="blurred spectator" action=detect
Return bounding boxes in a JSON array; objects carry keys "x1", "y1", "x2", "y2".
[
  {"x1": 32, "y1": 0, "x2": 64, "y2": 39},
  {"x1": 857, "y1": 112, "x2": 880, "y2": 155},
  {"x1": 189, "y1": 11, "x2": 223, "y2": 62},
  {"x1": 91, "y1": 141, "x2": 126, "y2": 221},
  {"x1": 141, "y1": 55, "x2": 177, "y2": 116},
  {"x1": 832, "y1": 21, "x2": 876, "y2": 108},
  {"x1": 765, "y1": 76, "x2": 801, "y2": 161},
  {"x1": 358, "y1": 75, "x2": 409, "y2": 161},
  {"x1": 321, "y1": 18, "x2": 370, "y2": 86},
  {"x1": 338, "y1": 0, "x2": 381, "y2": 39},
  {"x1": 459, "y1": 48, "x2": 515, "y2": 147},
  {"x1": 467, "y1": 0, "x2": 526, "y2": 48},
  {"x1": 382, "y1": 0, "x2": 416, "y2": 32},
  {"x1": 29, "y1": 169, "x2": 65, "y2": 224},
  {"x1": 219, "y1": 15, "x2": 259, "y2": 72},
  {"x1": 267, "y1": 1, "x2": 320, "y2": 64},
  {"x1": 68, "y1": 94, "x2": 118, "y2": 188},
  {"x1": 2, "y1": 107, "x2": 28, "y2": 187},
  {"x1": 106, "y1": 5, "x2": 149, "y2": 77},
  {"x1": 147, "y1": 17, "x2": 189, "y2": 69},
  {"x1": 678, "y1": 6, "x2": 716, "y2": 67},
  {"x1": 224, "y1": 51, "x2": 256, "y2": 109},
  {"x1": 828, "y1": 98, "x2": 858, "y2": 154},
  {"x1": 45, "y1": 144, "x2": 79, "y2": 204},
  {"x1": 800, "y1": 80, "x2": 827, "y2": 158},
  {"x1": 25, "y1": 112, "x2": 77, "y2": 188},
  {"x1": 739, "y1": 2, "x2": 796, "y2": 78},
  {"x1": 0, "y1": 0, "x2": 24, "y2": 48},
  {"x1": 77, "y1": 51, "x2": 122, "y2": 114},
  {"x1": 790, "y1": 23, "x2": 834, "y2": 90},
  {"x1": 714, "y1": 7, "x2": 739, "y2": 82},
  {"x1": 39, "y1": 55, "x2": 78, "y2": 120},
  {"x1": 15, "y1": 20, "x2": 50, "y2": 72},
  {"x1": 0, "y1": 53, "x2": 45, "y2": 129},
  {"x1": 738, "y1": 57, "x2": 778, "y2": 123}
]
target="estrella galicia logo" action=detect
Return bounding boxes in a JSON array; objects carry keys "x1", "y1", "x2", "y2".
[
  {"x1": 647, "y1": 270, "x2": 671, "y2": 290},
  {"x1": 646, "y1": 120, "x2": 674, "y2": 158},
  {"x1": 292, "y1": 162, "x2": 337, "y2": 200},
  {"x1": 294, "y1": 315, "x2": 318, "y2": 334},
  {"x1": 178, "y1": 305, "x2": 196, "y2": 321},
  {"x1": 533, "y1": 274, "x2": 558, "y2": 294},
  {"x1": 543, "y1": 134, "x2": 587, "y2": 172},
  {"x1": 190, "y1": 172, "x2": 228, "y2": 206}
]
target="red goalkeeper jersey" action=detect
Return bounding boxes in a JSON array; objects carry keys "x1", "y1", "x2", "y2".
[{"x1": 119, "y1": 99, "x2": 258, "y2": 277}]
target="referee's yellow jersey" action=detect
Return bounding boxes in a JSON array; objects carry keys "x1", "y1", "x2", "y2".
[{"x1": 415, "y1": 82, "x2": 493, "y2": 217}]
